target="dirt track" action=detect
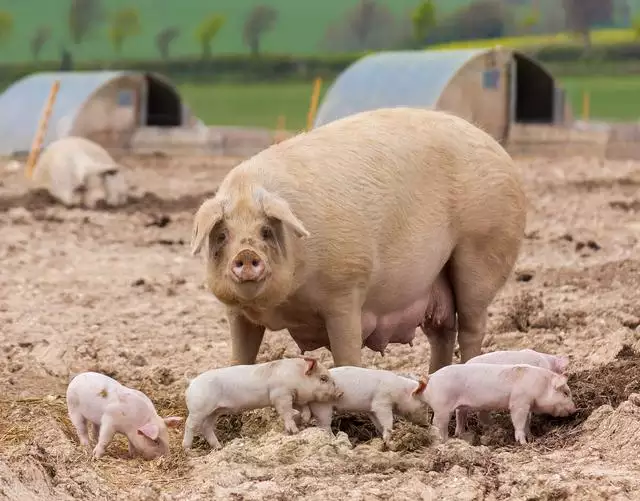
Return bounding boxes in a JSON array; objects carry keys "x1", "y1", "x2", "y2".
[{"x1": 0, "y1": 153, "x2": 639, "y2": 500}]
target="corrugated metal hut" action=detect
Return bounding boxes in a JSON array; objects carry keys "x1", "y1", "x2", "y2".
[
  {"x1": 0, "y1": 71, "x2": 200, "y2": 156},
  {"x1": 313, "y1": 47, "x2": 572, "y2": 143}
]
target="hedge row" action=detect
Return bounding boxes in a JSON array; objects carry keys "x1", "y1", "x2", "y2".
[
  {"x1": 0, "y1": 43, "x2": 639, "y2": 85},
  {"x1": 534, "y1": 42, "x2": 640, "y2": 62},
  {"x1": 0, "y1": 53, "x2": 367, "y2": 86}
]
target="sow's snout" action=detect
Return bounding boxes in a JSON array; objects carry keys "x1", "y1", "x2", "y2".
[{"x1": 230, "y1": 248, "x2": 267, "y2": 283}]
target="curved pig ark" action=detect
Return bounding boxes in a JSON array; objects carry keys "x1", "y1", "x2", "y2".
[{"x1": 191, "y1": 107, "x2": 527, "y2": 372}]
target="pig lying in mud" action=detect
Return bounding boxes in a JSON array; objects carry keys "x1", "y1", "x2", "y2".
[
  {"x1": 461, "y1": 348, "x2": 570, "y2": 428},
  {"x1": 426, "y1": 363, "x2": 577, "y2": 445},
  {"x1": 191, "y1": 107, "x2": 527, "y2": 372},
  {"x1": 66, "y1": 372, "x2": 183, "y2": 459},
  {"x1": 182, "y1": 357, "x2": 342, "y2": 451},
  {"x1": 304, "y1": 366, "x2": 430, "y2": 445},
  {"x1": 31, "y1": 136, "x2": 128, "y2": 208}
]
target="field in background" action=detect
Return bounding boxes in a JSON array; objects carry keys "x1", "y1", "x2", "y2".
[
  {"x1": 178, "y1": 82, "x2": 328, "y2": 131},
  {"x1": 177, "y1": 73, "x2": 640, "y2": 129},
  {"x1": 562, "y1": 75, "x2": 640, "y2": 121}
]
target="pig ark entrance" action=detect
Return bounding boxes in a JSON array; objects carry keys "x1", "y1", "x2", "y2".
[
  {"x1": 510, "y1": 53, "x2": 555, "y2": 124},
  {"x1": 143, "y1": 75, "x2": 182, "y2": 127}
]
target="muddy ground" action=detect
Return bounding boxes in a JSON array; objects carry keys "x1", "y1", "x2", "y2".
[{"x1": 0, "y1": 152, "x2": 639, "y2": 501}]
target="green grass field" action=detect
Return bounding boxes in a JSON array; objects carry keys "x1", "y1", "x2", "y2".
[
  {"x1": 178, "y1": 81, "x2": 329, "y2": 131},
  {"x1": 561, "y1": 75, "x2": 640, "y2": 121},
  {"x1": 178, "y1": 74, "x2": 640, "y2": 130}
]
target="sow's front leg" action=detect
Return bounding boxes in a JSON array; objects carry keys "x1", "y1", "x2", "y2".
[
  {"x1": 227, "y1": 309, "x2": 266, "y2": 365},
  {"x1": 324, "y1": 295, "x2": 364, "y2": 367}
]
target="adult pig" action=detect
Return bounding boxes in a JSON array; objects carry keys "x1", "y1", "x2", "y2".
[
  {"x1": 31, "y1": 136, "x2": 128, "y2": 208},
  {"x1": 190, "y1": 107, "x2": 527, "y2": 371}
]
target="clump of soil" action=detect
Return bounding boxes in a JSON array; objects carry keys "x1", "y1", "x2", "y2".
[{"x1": 495, "y1": 291, "x2": 545, "y2": 333}]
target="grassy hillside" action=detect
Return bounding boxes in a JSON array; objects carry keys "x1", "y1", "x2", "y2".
[{"x1": 0, "y1": 0, "x2": 638, "y2": 63}]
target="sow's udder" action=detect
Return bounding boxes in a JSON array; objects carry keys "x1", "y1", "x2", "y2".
[
  {"x1": 291, "y1": 278, "x2": 456, "y2": 355},
  {"x1": 362, "y1": 279, "x2": 456, "y2": 354}
]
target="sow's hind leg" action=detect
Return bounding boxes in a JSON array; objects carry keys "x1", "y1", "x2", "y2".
[
  {"x1": 420, "y1": 271, "x2": 458, "y2": 374},
  {"x1": 449, "y1": 230, "x2": 523, "y2": 366}
]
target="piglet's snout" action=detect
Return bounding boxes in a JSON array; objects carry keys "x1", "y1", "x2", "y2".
[{"x1": 230, "y1": 249, "x2": 266, "y2": 282}]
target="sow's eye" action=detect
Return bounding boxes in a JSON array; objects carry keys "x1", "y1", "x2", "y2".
[
  {"x1": 260, "y1": 225, "x2": 274, "y2": 241},
  {"x1": 320, "y1": 375, "x2": 329, "y2": 383},
  {"x1": 216, "y1": 231, "x2": 227, "y2": 245}
]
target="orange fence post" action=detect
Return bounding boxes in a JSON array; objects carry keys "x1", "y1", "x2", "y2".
[
  {"x1": 273, "y1": 115, "x2": 287, "y2": 144},
  {"x1": 306, "y1": 77, "x2": 323, "y2": 131},
  {"x1": 582, "y1": 90, "x2": 590, "y2": 121},
  {"x1": 25, "y1": 79, "x2": 61, "y2": 179}
]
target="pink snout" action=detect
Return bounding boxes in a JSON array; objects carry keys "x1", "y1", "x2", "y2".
[{"x1": 230, "y1": 249, "x2": 266, "y2": 282}]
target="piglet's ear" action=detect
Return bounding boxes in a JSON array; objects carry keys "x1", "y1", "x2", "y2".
[
  {"x1": 412, "y1": 378, "x2": 428, "y2": 397},
  {"x1": 137, "y1": 422, "x2": 160, "y2": 441},
  {"x1": 555, "y1": 356, "x2": 570, "y2": 374},
  {"x1": 164, "y1": 416, "x2": 183, "y2": 428},
  {"x1": 257, "y1": 189, "x2": 309, "y2": 239},
  {"x1": 302, "y1": 356, "x2": 317, "y2": 375},
  {"x1": 191, "y1": 198, "x2": 224, "y2": 256}
]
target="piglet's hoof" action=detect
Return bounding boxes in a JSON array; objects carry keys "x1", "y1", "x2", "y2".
[
  {"x1": 284, "y1": 422, "x2": 299, "y2": 435},
  {"x1": 457, "y1": 431, "x2": 478, "y2": 446}
]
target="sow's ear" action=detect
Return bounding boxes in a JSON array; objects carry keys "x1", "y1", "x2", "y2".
[
  {"x1": 256, "y1": 188, "x2": 309, "y2": 239},
  {"x1": 191, "y1": 198, "x2": 224, "y2": 256}
]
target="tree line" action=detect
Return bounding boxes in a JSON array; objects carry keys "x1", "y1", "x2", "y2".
[
  {"x1": 323, "y1": 0, "x2": 638, "y2": 53},
  {"x1": 0, "y1": 0, "x2": 636, "y2": 63},
  {"x1": 0, "y1": 0, "x2": 279, "y2": 61}
]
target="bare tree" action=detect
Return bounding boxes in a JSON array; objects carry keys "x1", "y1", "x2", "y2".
[
  {"x1": 68, "y1": 0, "x2": 104, "y2": 44},
  {"x1": 243, "y1": 5, "x2": 278, "y2": 56},
  {"x1": 321, "y1": 0, "x2": 399, "y2": 52},
  {"x1": 156, "y1": 26, "x2": 180, "y2": 60},
  {"x1": 31, "y1": 26, "x2": 52, "y2": 60},
  {"x1": 562, "y1": 0, "x2": 614, "y2": 48},
  {"x1": 347, "y1": 0, "x2": 395, "y2": 49}
]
